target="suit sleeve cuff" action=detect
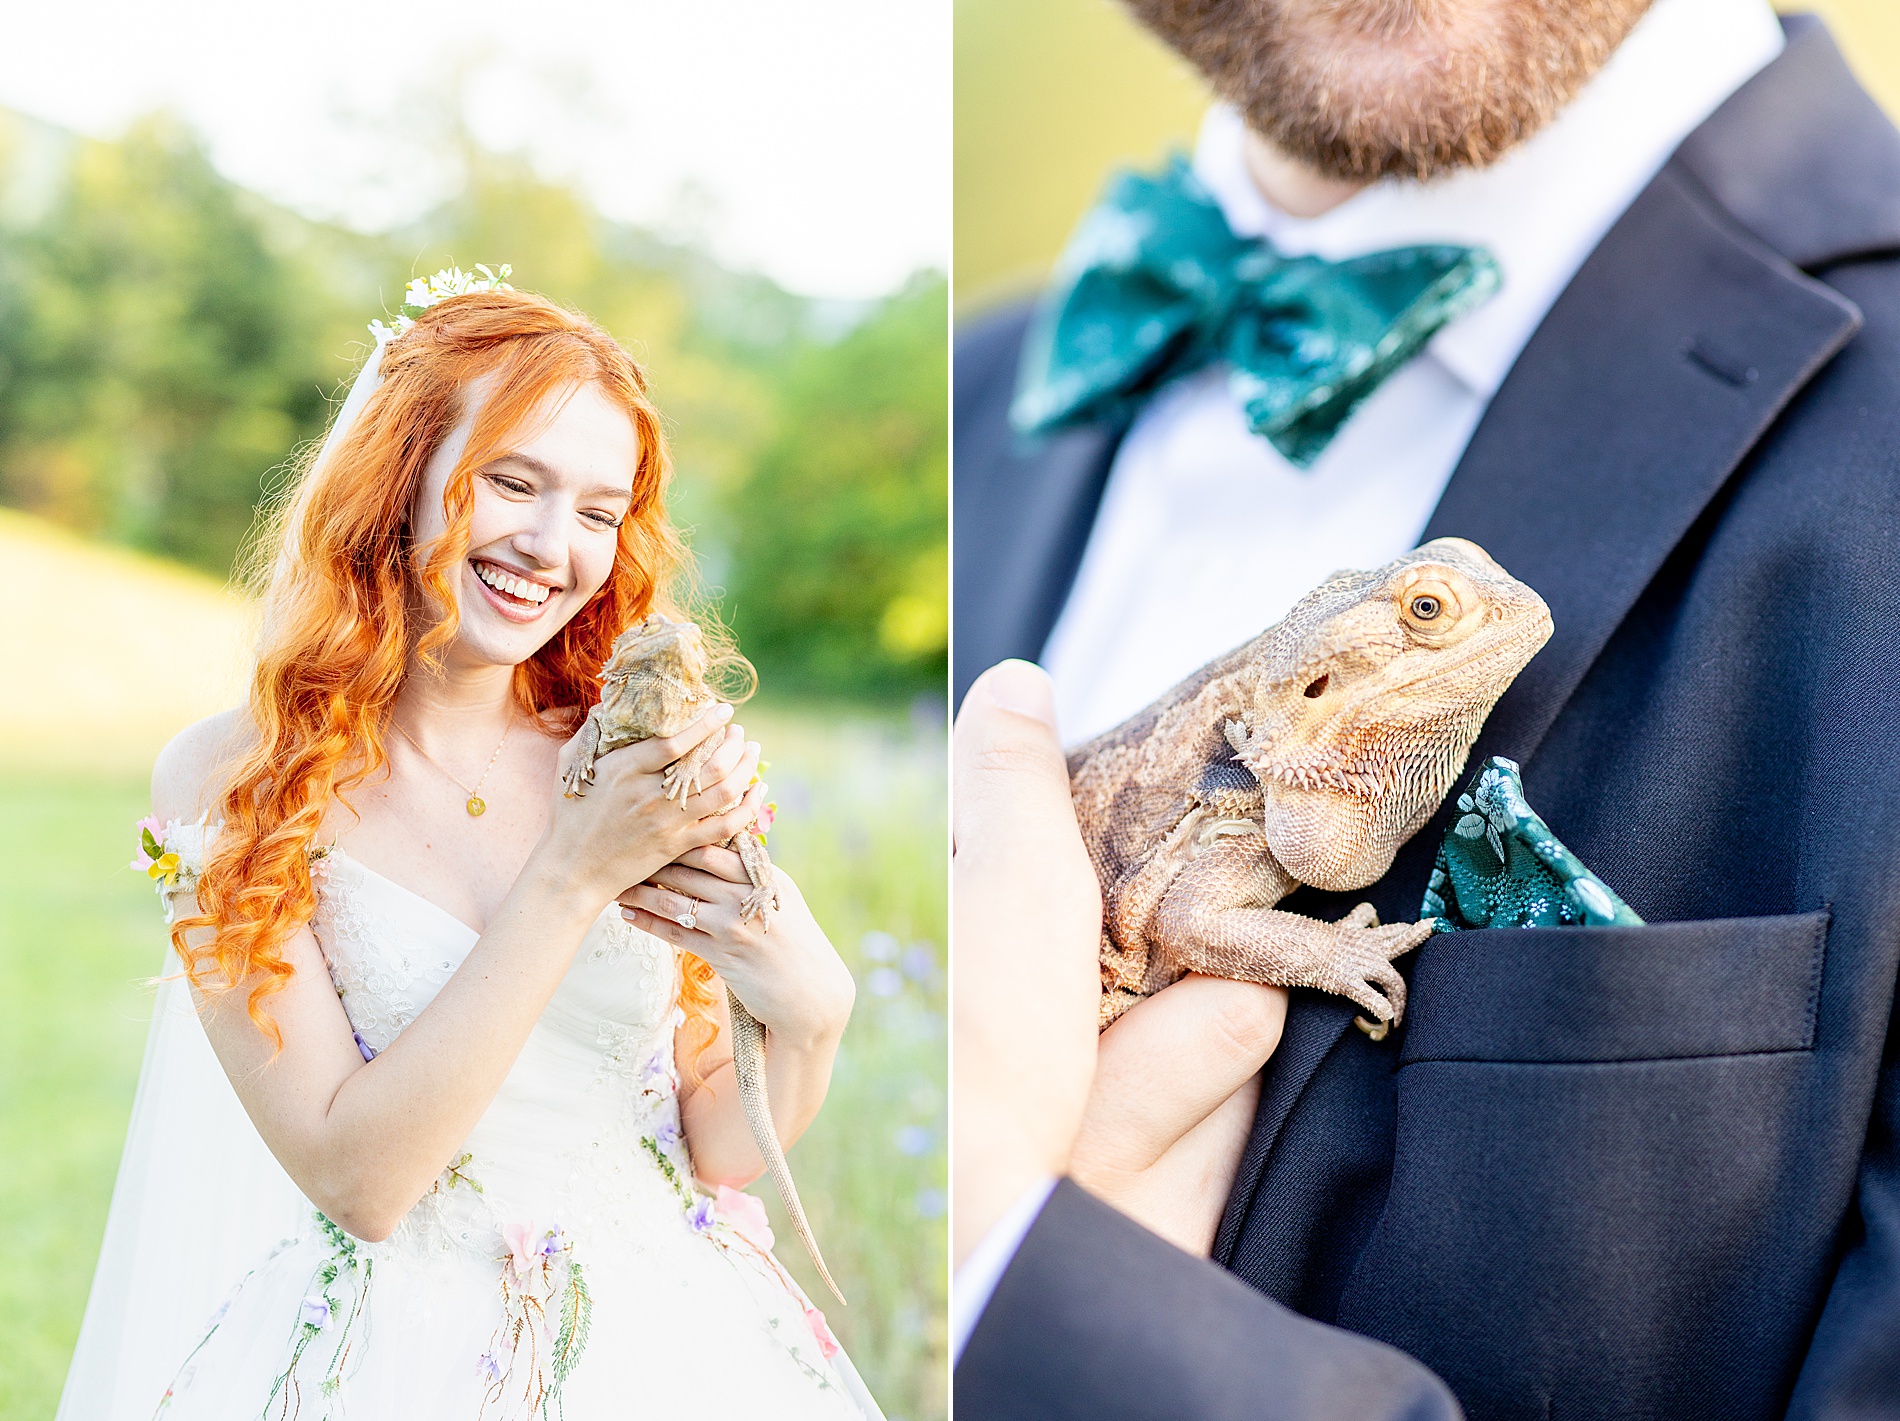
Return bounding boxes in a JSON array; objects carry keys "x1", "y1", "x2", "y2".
[{"x1": 951, "y1": 1175, "x2": 1060, "y2": 1362}]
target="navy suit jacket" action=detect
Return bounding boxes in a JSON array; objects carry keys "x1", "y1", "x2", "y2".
[{"x1": 955, "y1": 18, "x2": 1900, "y2": 1420}]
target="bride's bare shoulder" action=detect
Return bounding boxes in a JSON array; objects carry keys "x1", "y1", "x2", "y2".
[{"x1": 152, "y1": 709, "x2": 258, "y2": 822}]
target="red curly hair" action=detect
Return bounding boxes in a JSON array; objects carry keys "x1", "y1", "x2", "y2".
[{"x1": 173, "y1": 287, "x2": 722, "y2": 1070}]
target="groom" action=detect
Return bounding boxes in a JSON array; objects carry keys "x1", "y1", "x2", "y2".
[{"x1": 954, "y1": 0, "x2": 1900, "y2": 1417}]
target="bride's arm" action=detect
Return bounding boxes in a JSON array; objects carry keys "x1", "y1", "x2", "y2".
[
  {"x1": 153, "y1": 706, "x2": 765, "y2": 1243},
  {"x1": 624, "y1": 848, "x2": 855, "y2": 1186}
]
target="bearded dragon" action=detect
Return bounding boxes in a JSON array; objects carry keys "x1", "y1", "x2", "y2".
[
  {"x1": 1071, "y1": 537, "x2": 1552, "y2": 1036},
  {"x1": 563, "y1": 613, "x2": 843, "y2": 1304}
]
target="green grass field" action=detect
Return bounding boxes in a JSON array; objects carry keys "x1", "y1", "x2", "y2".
[{"x1": 0, "y1": 704, "x2": 946, "y2": 1421}]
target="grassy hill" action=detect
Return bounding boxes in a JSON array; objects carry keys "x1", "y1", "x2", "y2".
[{"x1": 0, "y1": 507, "x2": 253, "y2": 774}]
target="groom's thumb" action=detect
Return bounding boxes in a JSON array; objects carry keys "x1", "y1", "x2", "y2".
[
  {"x1": 954, "y1": 661, "x2": 1071, "y2": 859},
  {"x1": 952, "y1": 660, "x2": 1103, "y2": 1251}
]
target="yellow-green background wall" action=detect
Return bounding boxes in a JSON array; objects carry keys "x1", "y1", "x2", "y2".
[{"x1": 956, "y1": 0, "x2": 1900, "y2": 311}]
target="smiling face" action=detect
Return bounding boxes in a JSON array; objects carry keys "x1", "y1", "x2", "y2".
[{"x1": 410, "y1": 378, "x2": 638, "y2": 675}]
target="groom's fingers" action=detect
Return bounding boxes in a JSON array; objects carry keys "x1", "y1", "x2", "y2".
[
  {"x1": 953, "y1": 661, "x2": 1104, "y2": 1266},
  {"x1": 1074, "y1": 973, "x2": 1288, "y2": 1177}
]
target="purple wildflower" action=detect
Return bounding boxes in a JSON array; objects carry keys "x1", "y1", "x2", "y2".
[
  {"x1": 300, "y1": 1294, "x2": 332, "y2": 1329},
  {"x1": 539, "y1": 1226, "x2": 564, "y2": 1257},
  {"x1": 687, "y1": 1195, "x2": 717, "y2": 1234},
  {"x1": 653, "y1": 1118, "x2": 680, "y2": 1151},
  {"x1": 641, "y1": 1048, "x2": 673, "y2": 1091},
  {"x1": 353, "y1": 1031, "x2": 376, "y2": 1062},
  {"x1": 476, "y1": 1350, "x2": 503, "y2": 1384}
]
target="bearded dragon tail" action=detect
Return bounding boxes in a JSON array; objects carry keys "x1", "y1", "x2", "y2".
[{"x1": 726, "y1": 987, "x2": 846, "y2": 1305}]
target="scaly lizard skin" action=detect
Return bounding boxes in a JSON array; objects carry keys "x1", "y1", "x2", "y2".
[
  {"x1": 564, "y1": 613, "x2": 844, "y2": 1303},
  {"x1": 1071, "y1": 538, "x2": 1552, "y2": 1034}
]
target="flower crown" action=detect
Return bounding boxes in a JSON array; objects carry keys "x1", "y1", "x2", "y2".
[{"x1": 368, "y1": 263, "x2": 513, "y2": 344}]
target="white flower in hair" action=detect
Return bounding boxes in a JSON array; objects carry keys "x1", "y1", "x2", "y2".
[{"x1": 368, "y1": 263, "x2": 513, "y2": 345}]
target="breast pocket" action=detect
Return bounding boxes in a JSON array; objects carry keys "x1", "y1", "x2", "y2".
[
  {"x1": 1337, "y1": 910, "x2": 1834, "y2": 1421},
  {"x1": 1398, "y1": 909, "x2": 1829, "y2": 1065}
]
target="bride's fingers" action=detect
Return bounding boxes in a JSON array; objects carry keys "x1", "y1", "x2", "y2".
[
  {"x1": 620, "y1": 883, "x2": 713, "y2": 932},
  {"x1": 681, "y1": 725, "x2": 748, "y2": 791},
  {"x1": 620, "y1": 704, "x2": 733, "y2": 773},
  {"x1": 665, "y1": 843, "x2": 750, "y2": 884},
  {"x1": 642, "y1": 862, "x2": 742, "y2": 902},
  {"x1": 622, "y1": 903, "x2": 708, "y2": 947},
  {"x1": 680, "y1": 747, "x2": 761, "y2": 820},
  {"x1": 702, "y1": 782, "x2": 767, "y2": 845}
]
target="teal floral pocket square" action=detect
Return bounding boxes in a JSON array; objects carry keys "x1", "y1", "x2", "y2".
[{"x1": 1422, "y1": 757, "x2": 1642, "y2": 931}]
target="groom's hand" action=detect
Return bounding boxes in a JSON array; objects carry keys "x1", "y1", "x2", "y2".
[
  {"x1": 952, "y1": 661, "x2": 1102, "y2": 1267},
  {"x1": 1070, "y1": 973, "x2": 1287, "y2": 1256}
]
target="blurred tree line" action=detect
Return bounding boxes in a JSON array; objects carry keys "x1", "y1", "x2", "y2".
[{"x1": 0, "y1": 108, "x2": 945, "y2": 703}]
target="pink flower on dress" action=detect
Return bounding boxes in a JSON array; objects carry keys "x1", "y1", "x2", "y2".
[
  {"x1": 503, "y1": 1221, "x2": 542, "y2": 1281},
  {"x1": 755, "y1": 801, "x2": 777, "y2": 835},
  {"x1": 714, "y1": 1185, "x2": 775, "y2": 1250},
  {"x1": 804, "y1": 1305, "x2": 840, "y2": 1359}
]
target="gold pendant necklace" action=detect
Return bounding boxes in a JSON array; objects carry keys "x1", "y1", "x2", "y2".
[{"x1": 391, "y1": 715, "x2": 512, "y2": 816}]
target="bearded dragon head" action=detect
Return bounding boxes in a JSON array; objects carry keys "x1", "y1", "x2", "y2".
[
  {"x1": 593, "y1": 612, "x2": 716, "y2": 740},
  {"x1": 1231, "y1": 537, "x2": 1552, "y2": 892},
  {"x1": 603, "y1": 612, "x2": 709, "y2": 685}
]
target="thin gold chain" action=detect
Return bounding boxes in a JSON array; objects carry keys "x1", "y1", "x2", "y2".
[{"x1": 390, "y1": 715, "x2": 512, "y2": 817}]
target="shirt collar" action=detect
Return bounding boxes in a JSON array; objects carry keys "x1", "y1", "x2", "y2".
[{"x1": 1193, "y1": 0, "x2": 1785, "y2": 398}]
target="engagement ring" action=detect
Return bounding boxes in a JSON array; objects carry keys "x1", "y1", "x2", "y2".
[{"x1": 676, "y1": 902, "x2": 698, "y2": 931}]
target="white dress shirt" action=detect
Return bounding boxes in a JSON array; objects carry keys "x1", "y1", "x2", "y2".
[
  {"x1": 955, "y1": 0, "x2": 1789, "y2": 1365},
  {"x1": 1041, "y1": 0, "x2": 1786, "y2": 746}
]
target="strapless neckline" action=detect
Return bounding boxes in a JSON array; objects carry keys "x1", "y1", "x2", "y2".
[{"x1": 322, "y1": 844, "x2": 489, "y2": 940}]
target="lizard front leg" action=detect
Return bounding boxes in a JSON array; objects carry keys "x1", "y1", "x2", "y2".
[
  {"x1": 729, "y1": 827, "x2": 780, "y2": 926},
  {"x1": 562, "y1": 711, "x2": 605, "y2": 797},
  {"x1": 1151, "y1": 834, "x2": 1432, "y2": 1026},
  {"x1": 661, "y1": 719, "x2": 724, "y2": 803}
]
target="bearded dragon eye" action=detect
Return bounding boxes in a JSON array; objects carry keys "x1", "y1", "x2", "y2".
[{"x1": 1411, "y1": 596, "x2": 1441, "y2": 620}]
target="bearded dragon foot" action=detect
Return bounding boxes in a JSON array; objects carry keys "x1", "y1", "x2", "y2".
[
  {"x1": 1316, "y1": 908, "x2": 1434, "y2": 1031},
  {"x1": 562, "y1": 715, "x2": 604, "y2": 798},
  {"x1": 738, "y1": 882, "x2": 779, "y2": 926},
  {"x1": 561, "y1": 754, "x2": 596, "y2": 798},
  {"x1": 661, "y1": 731, "x2": 725, "y2": 804}
]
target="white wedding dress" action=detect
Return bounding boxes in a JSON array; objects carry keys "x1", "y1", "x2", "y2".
[{"x1": 57, "y1": 825, "x2": 880, "y2": 1420}]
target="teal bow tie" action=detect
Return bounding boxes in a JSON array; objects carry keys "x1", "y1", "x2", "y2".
[{"x1": 1010, "y1": 158, "x2": 1502, "y2": 468}]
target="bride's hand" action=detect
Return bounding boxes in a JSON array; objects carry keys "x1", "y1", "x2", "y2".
[
  {"x1": 539, "y1": 706, "x2": 764, "y2": 907},
  {"x1": 618, "y1": 847, "x2": 856, "y2": 1047}
]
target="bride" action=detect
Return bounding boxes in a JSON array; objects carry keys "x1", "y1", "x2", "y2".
[{"x1": 57, "y1": 271, "x2": 880, "y2": 1419}]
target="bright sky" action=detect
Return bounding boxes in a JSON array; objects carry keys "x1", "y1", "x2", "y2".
[{"x1": 0, "y1": 0, "x2": 948, "y2": 301}]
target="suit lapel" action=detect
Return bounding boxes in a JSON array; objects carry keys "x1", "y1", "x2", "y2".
[
  {"x1": 950, "y1": 302, "x2": 1126, "y2": 700},
  {"x1": 1214, "y1": 156, "x2": 1864, "y2": 1267}
]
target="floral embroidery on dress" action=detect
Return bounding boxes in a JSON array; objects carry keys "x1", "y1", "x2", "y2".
[
  {"x1": 590, "y1": 1021, "x2": 645, "y2": 1093},
  {"x1": 312, "y1": 860, "x2": 444, "y2": 1055},
  {"x1": 262, "y1": 1214, "x2": 376, "y2": 1419},
  {"x1": 636, "y1": 1136, "x2": 839, "y2": 1391},
  {"x1": 477, "y1": 1223, "x2": 591, "y2": 1420},
  {"x1": 587, "y1": 915, "x2": 638, "y2": 963},
  {"x1": 381, "y1": 1154, "x2": 501, "y2": 1262}
]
